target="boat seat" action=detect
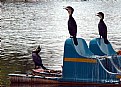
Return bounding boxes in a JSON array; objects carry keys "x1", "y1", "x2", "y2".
[
  {"x1": 89, "y1": 38, "x2": 116, "y2": 56},
  {"x1": 73, "y1": 38, "x2": 94, "y2": 57},
  {"x1": 64, "y1": 38, "x2": 94, "y2": 58}
]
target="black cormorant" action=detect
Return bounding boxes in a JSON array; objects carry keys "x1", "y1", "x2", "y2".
[
  {"x1": 97, "y1": 12, "x2": 109, "y2": 44},
  {"x1": 64, "y1": 6, "x2": 78, "y2": 45},
  {"x1": 32, "y1": 45, "x2": 47, "y2": 69}
]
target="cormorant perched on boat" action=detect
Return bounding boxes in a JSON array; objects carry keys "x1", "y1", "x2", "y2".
[
  {"x1": 97, "y1": 12, "x2": 109, "y2": 44},
  {"x1": 64, "y1": 6, "x2": 78, "y2": 45},
  {"x1": 32, "y1": 45, "x2": 47, "y2": 69}
]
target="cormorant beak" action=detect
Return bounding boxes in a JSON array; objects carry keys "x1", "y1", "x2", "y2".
[
  {"x1": 96, "y1": 13, "x2": 103, "y2": 19},
  {"x1": 63, "y1": 7, "x2": 68, "y2": 10},
  {"x1": 63, "y1": 6, "x2": 70, "y2": 10},
  {"x1": 96, "y1": 13, "x2": 100, "y2": 16},
  {"x1": 96, "y1": 13, "x2": 101, "y2": 18}
]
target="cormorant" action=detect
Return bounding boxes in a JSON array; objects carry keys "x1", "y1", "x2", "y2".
[
  {"x1": 64, "y1": 6, "x2": 78, "y2": 45},
  {"x1": 97, "y1": 12, "x2": 109, "y2": 44},
  {"x1": 32, "y1": 45, "x2": 47, "y2": 69}
]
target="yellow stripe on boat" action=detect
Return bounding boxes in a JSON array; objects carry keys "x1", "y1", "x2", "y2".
[
  {"x1": 116, "y1": 75, "x2": 121, "y2": 79},
  {"x1": 64, "y1": 58, "x2": 97, "y2": 63}
]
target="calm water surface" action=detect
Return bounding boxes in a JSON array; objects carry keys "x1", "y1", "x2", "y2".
[{"x1": 1, "y1": 0, "x2": 121, "y2": 86}]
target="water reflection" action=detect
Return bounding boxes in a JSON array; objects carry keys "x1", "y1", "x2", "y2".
[{"x1": 1, "y1": 0, "x2": 121, "y2": 86}]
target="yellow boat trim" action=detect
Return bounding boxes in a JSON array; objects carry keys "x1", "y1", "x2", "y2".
[
  {"x1": 64, "y1": 58, "x2": 97, "y2": 63},
  {"x1": 116, "y1": 75, "x2": 121, "y2": 79}
]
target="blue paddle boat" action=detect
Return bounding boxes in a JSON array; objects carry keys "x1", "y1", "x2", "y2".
[{"x1": 8, "y1": 38, "x2": 121, "y2": 86}]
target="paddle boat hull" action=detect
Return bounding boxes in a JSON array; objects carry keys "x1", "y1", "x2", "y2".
[
  {"x1": 9, "y1": 74, "x2": 59, "y2": 84},
  {"x1": 8, "y1": 73, "x2": 121, "y2": 86}
]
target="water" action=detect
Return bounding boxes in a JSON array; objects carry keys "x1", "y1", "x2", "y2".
[{"x1": 1, "y1": 0, "x2": 121, "y2": 86}]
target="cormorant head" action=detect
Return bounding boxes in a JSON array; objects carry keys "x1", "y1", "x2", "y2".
[
  {"x1": 97, "y1": 12, "x2": 104, "y2": 19},
  {"x1": 34, "y1": 45, "x2": 41, "y2": 53},
  {"x1": 64, "y1": 6, "x2": 74, "y2": 16}
]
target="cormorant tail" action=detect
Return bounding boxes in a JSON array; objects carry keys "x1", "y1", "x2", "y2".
[
  {"x1": 73, "y1": 36, "x2": 78, "y2": 46},
  {"x1": 104, "y1": 38, "x2": 109, "y2": 44}
]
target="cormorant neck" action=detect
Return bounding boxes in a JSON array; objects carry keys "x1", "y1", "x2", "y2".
[
  {"x1": 69, "y1": 14, "x2": 72, "y2": 17},
  {"x1": 100, "y1": 19, "x2": 103, "y2": 21}
]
